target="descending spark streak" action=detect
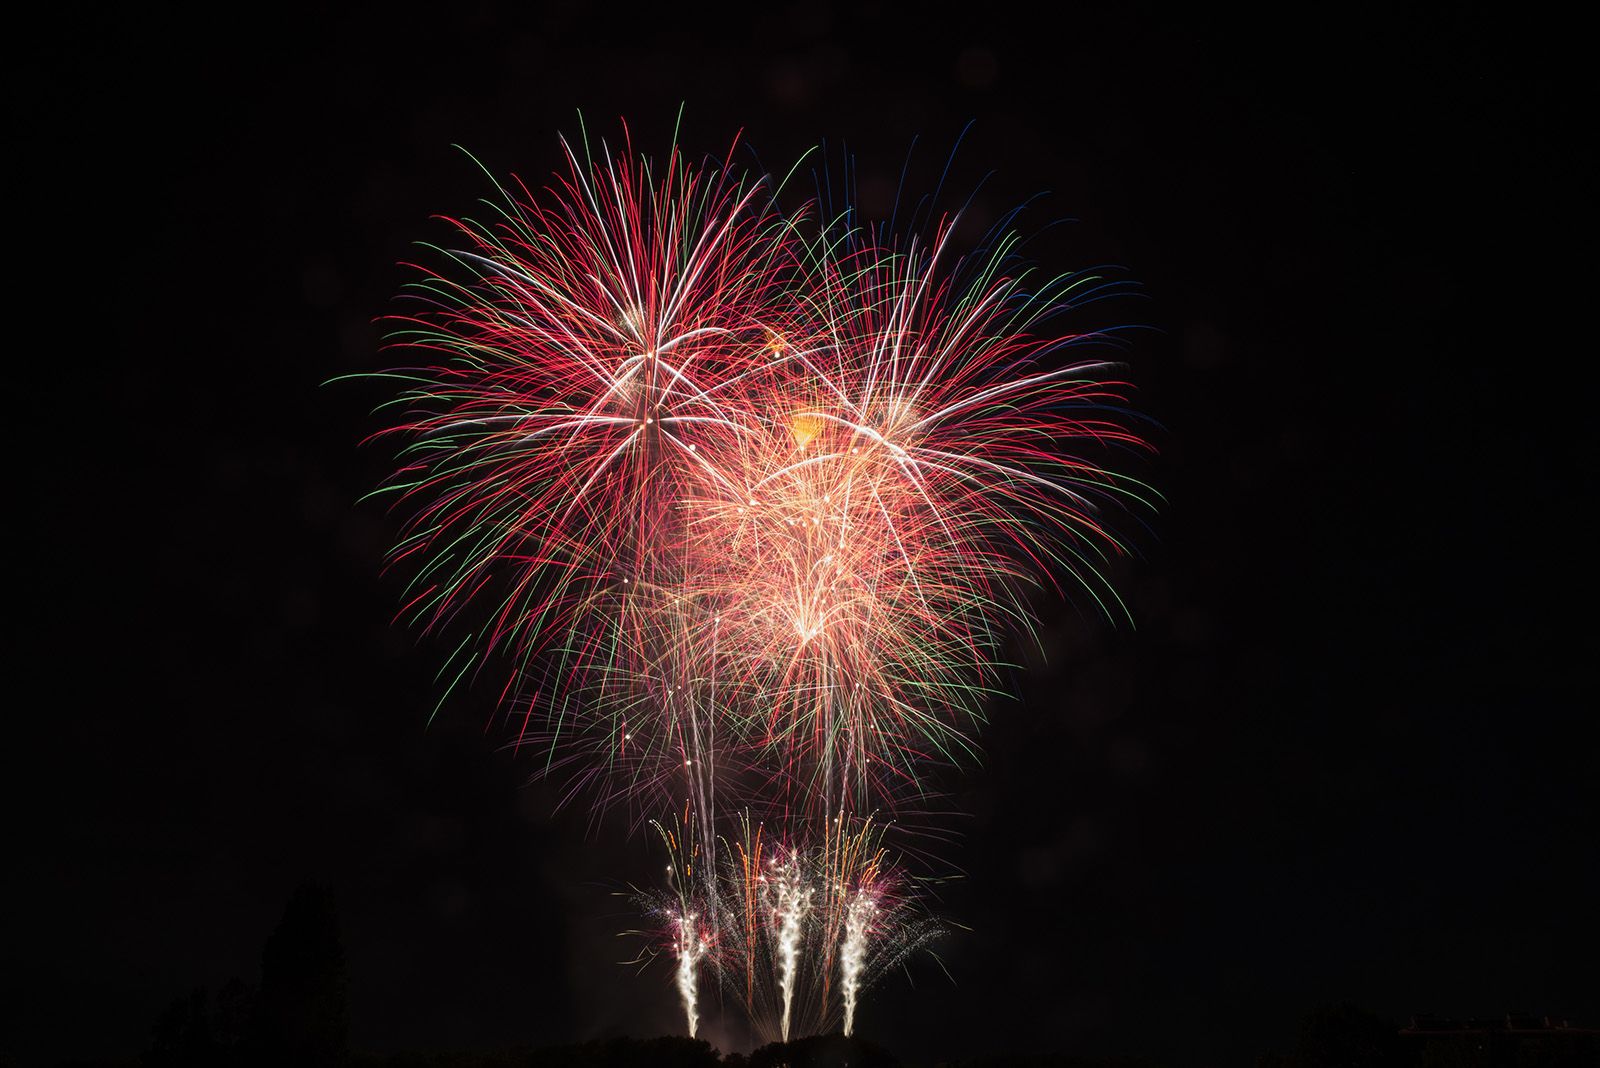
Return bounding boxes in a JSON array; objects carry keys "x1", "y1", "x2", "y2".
[
  {"x1": 840, "y1": 888, "x2": 875, "y2": 1037},
  {"x1": 767, "y1": 851, "x2": 814, "y2": 1042}
]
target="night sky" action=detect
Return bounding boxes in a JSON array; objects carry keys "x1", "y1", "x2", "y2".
[{"x1": 7, "y1": 4, "x2": 1593, "y2": 1066}]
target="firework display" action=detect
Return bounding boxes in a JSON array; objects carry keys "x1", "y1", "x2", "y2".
[{"x1": 365, "y1": 125, "x2": 1151, "y2": 1043}]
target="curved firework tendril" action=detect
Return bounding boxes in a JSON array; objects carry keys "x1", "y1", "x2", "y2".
[{"x1": 358, "y1": 122, "x2": 1155, "y2": 1043}]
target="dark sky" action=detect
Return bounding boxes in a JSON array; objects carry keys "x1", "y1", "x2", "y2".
[{"x1": 7, "y1": 4, "x2": 1593, "y2": 1066}]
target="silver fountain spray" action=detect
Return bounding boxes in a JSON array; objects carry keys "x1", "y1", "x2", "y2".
[
  {"x1": 769, "y1": 851, "x2": 814, "y2": 1041},
  {"x1": 840, "y1": 887, "x2": 876, "y2": 1036}
]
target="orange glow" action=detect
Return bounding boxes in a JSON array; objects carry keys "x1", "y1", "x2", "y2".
[{"x1": 789, "y1": 410, "x2": 825, "y2": 448}]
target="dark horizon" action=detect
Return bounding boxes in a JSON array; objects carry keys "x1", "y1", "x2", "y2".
[{"x1": 6, "y1": 3, "x2": 1592, "y2": 1067}]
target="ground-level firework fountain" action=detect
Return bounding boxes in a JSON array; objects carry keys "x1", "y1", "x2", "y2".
[
  {"x1": 672, "y1": 908, "x2": 712, "y2": 1038},
  {"x1": 364, "y1": 119, "x2": 1151, "y2": 1045},
  {"x1": 769, "y1": 851, "x2": 813, "y2": 1042},
  {"x1": 643, "y1": 811, "x2": 941, "y2": 1042},
  {"x1": 839, "y1": 885, "x2": 875, "y2": 1036}
]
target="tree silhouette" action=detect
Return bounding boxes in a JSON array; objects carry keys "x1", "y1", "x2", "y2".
[
  {"x1": 937, "y1": 1056, "x2": 1163, "y2": 1068},
  {"x1": 748, "y1": 1034, "x2": 902, "y2": 1068},
  {"x1": 213, "y1": 977, "x2": 255, "y2": 1060},
  {"x1": 1293, "y1": 1004, "x2": 1403, "y2": 1068},
  {"x1": 144, "y1": 987, "x2": 214, "y2": 1067},
  {"x1": 255, "y1": 881, "x2": 349, "y2": 1067}
]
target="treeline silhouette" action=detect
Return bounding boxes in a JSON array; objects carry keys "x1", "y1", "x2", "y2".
[
  {"x1": 104, "y1": 882, "x2": 350, "y2": 1068},
  {"x1": 42, "y1": 885, "x2": 1594, "y2": 1068}
]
